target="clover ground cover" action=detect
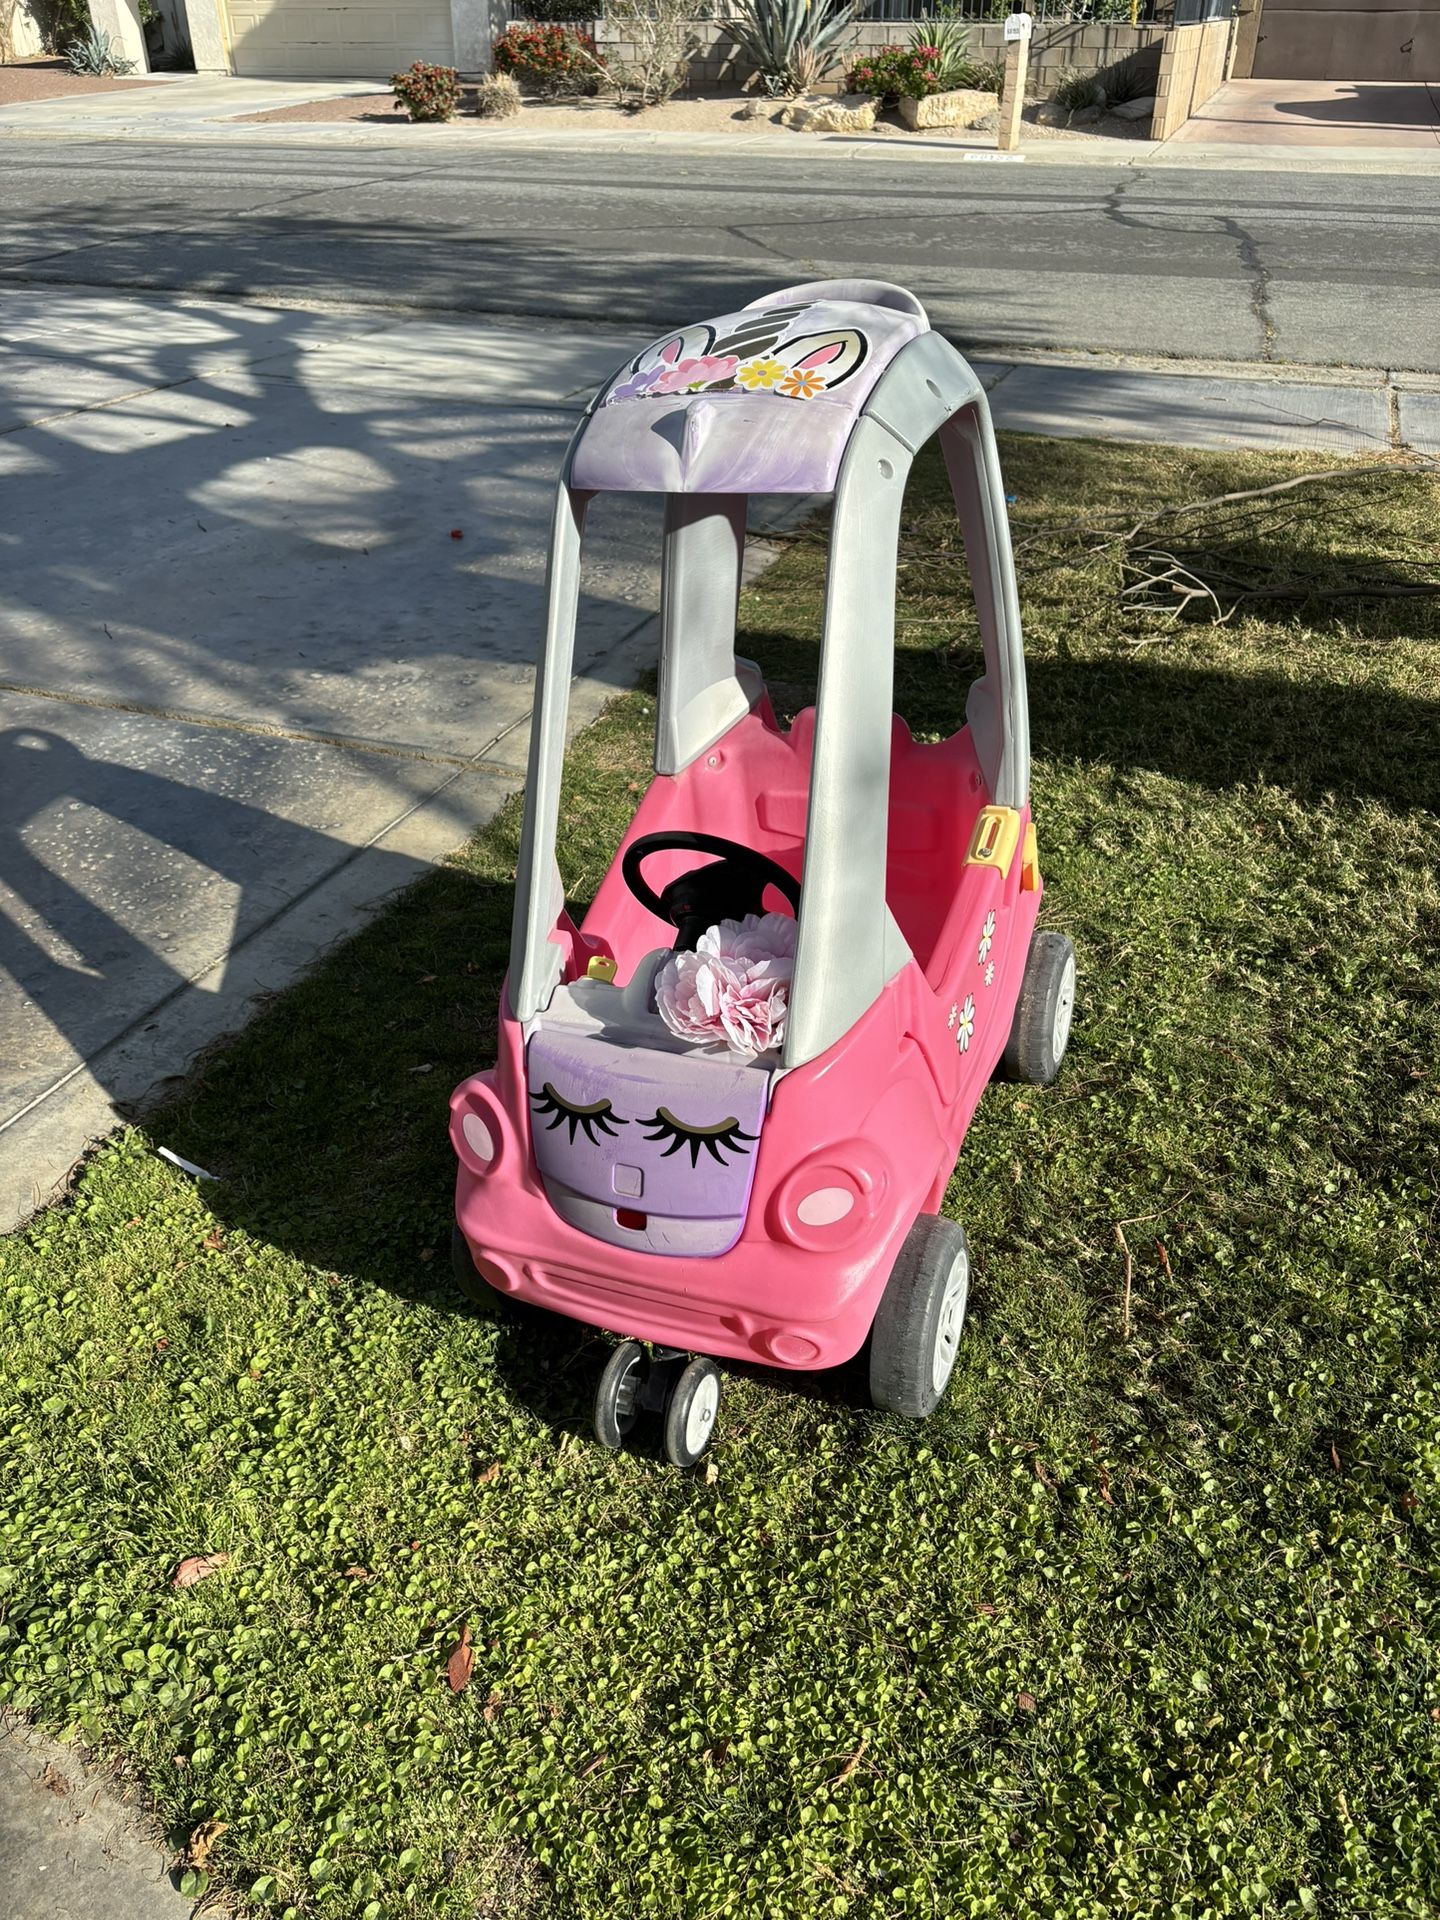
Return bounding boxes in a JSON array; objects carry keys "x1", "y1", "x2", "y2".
[{"x1": 1, "y1": 439, "x2": 1437, "y2": 1919}]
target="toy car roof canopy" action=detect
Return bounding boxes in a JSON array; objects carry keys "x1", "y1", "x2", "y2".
[
  {"x1": 571, "y1": 281, "x2": 933, "y2": 496},
  {"x1": 511, "y1": 281, "x2": 1030, "y2": 1066}
]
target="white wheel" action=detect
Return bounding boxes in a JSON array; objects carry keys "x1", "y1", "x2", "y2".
[
  {"x1": 663, "y1": 1358, "x2": 721, "y2": 1469},
  {"x1": 1051, "y1": 948, "x2": 1076, "y2": 1063},
  {"x1": 931, "y1": 1243, "x2": 971, "y2": 1397},
  {"x1": 1001, "y1": 932, "x2": 1076, "y2": 1088},
  {"x1": 870, "y1": 1216, "x2": 971, "y2": 1420}
]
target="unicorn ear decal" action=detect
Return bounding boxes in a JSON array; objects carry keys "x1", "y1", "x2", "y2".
[
  {"x1": 630, "y1": 323, "x2": 717, "y2": 374},
  {"x1": 774, "y1": 328, "x2": 869, "y2": 391}
]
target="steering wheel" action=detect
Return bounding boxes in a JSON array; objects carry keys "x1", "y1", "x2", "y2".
[{"x1": 622, "y1": 831, "x2": 801, "y2": 953}]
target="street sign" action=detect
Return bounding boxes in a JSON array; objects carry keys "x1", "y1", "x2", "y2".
[{"x1": 1004, "y1": 11, "x2": 1033, "y2": 38}]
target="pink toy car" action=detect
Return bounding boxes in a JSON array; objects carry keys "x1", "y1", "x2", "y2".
[{"x1": 450, "y1": 280, "x2": 1075, "y2": 1467}]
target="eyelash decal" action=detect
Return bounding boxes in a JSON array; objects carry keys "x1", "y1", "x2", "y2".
[
  {"x1": 638, "y1": 1107, "x2": 758, "y2": 1168},
  {"x1": 531, "y1": 1083, "x2": 627, "y2": 1146}
]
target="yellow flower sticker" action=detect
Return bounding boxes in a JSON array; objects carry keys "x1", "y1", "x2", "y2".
[
  {"x1": 779, "y1": 367, "x2": 827, "y2": 400},
  {"x1": 737, "y1": 357, "x2": 787, "y2": 391}
]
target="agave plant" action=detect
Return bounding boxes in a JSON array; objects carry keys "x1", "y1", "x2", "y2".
[
  {"x1": 65, "y1": 27, "x2": 138, "y2": 75},
  {"x1": 727, "y1": 0, "x2": 859, "y2": 98},
  {"x1": 911, "y1": 11, "x2": 974, "y2": 89}
]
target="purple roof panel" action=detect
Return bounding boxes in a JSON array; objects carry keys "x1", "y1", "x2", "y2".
[{"x1": 570, "y1": 290, "x2": 929, "y2": 495}]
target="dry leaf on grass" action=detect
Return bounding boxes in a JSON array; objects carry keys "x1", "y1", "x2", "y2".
[
  {"x1": 1016, "y1": 1692, "x2": 1037, "y2": 1714},
  {"x1": 445, "y1": 1624, "x2": 473, "y2": 1695},
  {"x1": 184, "y1": 1818, "x2": 229, "y2": 1869},
  {"x1": 172, "y1": 1553, "x2": 229, "y2": 1590},
  {"x1": 475, "y1": 1462, "x2": 502, "y2": 1486},
  {"x1": 483, "y1": 1689, "x2": 502, "y2": 1723},
  {"x1": 39, "y1": 1763, "x2": 69, "y2": 1797}
]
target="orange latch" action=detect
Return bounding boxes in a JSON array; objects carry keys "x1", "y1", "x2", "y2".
[{"x1": 1020, "y1": 821, "x2": 1040, "y2": 892}]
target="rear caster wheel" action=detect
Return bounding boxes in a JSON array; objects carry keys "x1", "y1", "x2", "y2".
[
  {"x1": 594, "y1": 1340, "x2": 647, "y2": 1450},
  {"x1": 1001, "y1": 931, "x2": 1076, "y2": 1087},
  {"x1": 662, "y1": 1357, "x2": 722, "y2": 1469},
  {"x1": 869, "y1": 1216, "x2": 970, "y2": 1419}
]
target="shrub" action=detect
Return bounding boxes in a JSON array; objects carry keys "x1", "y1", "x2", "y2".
[
  {"x1": 492, "y1": 21, "x2": 601, "y2": 95},
  {"x1": 726, "y1": 0, "x2": 859, "y2": 99},
  {"x1": 474, "y1": 71, "x2": 523, "y2": 118},
  {"x1": 65, "y1": 27, "x2": 137, "y2": 74},
  {"x1": 391, "y1": 60, "x2": 461, "y2": 120},
  {"x1": 1052, "y1": 64, "x2": 1105, "y2": 112},
  {"x1": 910, "y1": 9, "x2": 971, "y2": 89},
  {"x1": 596, "y1": 0, "x2": 698, "y2": 110},
  {"x1": 1099, "y1": 55, "x2": 1154, "y2": 104},
  {"x1": 847, "y1": 42, "x2": 943, "y2": 101}
]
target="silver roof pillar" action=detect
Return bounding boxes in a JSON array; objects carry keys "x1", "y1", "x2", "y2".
[
  {"x1": 940, "y1": 406, "x2": 1031, "y2": 811},
  {"x1": 783, "y1": 415, "x2": 915, "y2": 1069},
  {"x1": 509, "y1": 474, "x2": 591, "y2": 1022},
  {"x1": 655, "y1": 494, "x2": 753, "y2": 776}
]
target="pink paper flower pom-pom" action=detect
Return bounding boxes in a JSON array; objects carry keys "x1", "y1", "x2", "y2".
[{"x1": 654, "y1": 912, "x2": 797, "y2": 1060}]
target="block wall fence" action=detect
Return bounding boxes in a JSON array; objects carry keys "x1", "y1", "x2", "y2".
[
  {"x1": 1149, "y1": 15, "x2": 1234, "y2": 138},
  {"x1": 546, "y1": 18, "x2": 1168, "y2": 95}
]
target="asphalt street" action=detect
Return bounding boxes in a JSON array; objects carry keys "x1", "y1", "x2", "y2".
[{"x1": 3, "y1": 138, "x2": 1439, "y2": 371}]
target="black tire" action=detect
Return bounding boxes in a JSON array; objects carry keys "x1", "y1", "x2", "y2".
[
  {"x1": 869, "y1": 1216, "x2": 971, "y2": 1419},
  {"x1": 595, "y1": 1341, "x2": 647, "y2": 1450},
  {"x1": 662, "y1": 1357, "x2": 722, "y2": 1469},
  {"x1": 1001, "y1": 931, "x2": 1076, "y2": 1088}
]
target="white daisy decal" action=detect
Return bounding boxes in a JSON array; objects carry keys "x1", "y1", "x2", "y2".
[
  {"x1": 947, "y1": 1003, "x2": 958, "y2": 1031},
  {"x1": 978, "y1": 911, "x2": 996, "y2": 965},
  {"x1": 956, "y1": 996, "x2": 975, "y2": 1052},
  {"x1": 984, "y1": 961, "x2": 995, "y2": 988}
]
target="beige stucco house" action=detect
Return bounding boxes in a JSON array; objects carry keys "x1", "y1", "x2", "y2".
[{"x1": 71, "y1": 0, "x2": 504, "y2": 78}]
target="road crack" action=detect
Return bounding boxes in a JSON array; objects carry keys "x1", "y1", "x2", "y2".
[{"x1": 1222, "y1": 216, "x2": 1277, "y2": 363}]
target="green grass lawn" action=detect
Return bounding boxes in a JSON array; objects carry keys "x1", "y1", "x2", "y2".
[{"x1": 2, "y1": 438, "x2": 1437, "y2": 1920}]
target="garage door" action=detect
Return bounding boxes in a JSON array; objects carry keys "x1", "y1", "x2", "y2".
[
  {"x1": 223, "y1": 0, "x2": 455, "y2": 77},
  {"x1": 1253, "y1": 0, "x2": 1440, "y2": 79}
]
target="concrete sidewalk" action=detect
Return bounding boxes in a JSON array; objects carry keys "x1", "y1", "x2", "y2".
[
  {"x1": 2, "y1": 289, "x2": 1438, "y2": 1235},
  {"x1": 0, "y1": 290, "x2": 659, "y2": 1229},
  {"x1": 0, "y1": 1715, "x2": 192, "y2": 1920},
  {"x1": 2, "y1": 72, "x2": 1438, "y2": 173}
]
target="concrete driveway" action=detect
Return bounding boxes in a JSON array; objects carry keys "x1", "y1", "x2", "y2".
[
  {"x1": 0, "y1": 290, "x2": 665, "y2": 1227},
  {"x1": 1171, "y1": 77, "x2": 1440, "y2": 147}
]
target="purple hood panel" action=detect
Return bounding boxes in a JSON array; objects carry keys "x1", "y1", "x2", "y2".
[
  {"x1": 527, "y1": 1028, "x2": 770, "y2": 1258},
  {"x1": 570, "y1": 294, "x2": 927, "y2": 495}
]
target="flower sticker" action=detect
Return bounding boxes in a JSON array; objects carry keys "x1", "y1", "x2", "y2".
[
  {"x1": 650, "y1": 353, "x2": 739, "y2": 395},
  {"x1": 608, "y1": 365, "x2": 666, "y2": 404},
  {"x1": 984, "y1": 961, "x2": 995, "y2": 988},
  {"x1": 947, "y1": 1003, "x2": 958, "y2": 1031},
  {"x1": 778, "y1": 366, "x2": 827, "y2": 400},
  {"x1": 978, "y1": 910, "x2": 996, "y2": 965},
  {"x1": 956, "y1": 996, "x2": 975, "y2": 1053},
  {"x1": 737, "y1": 356, "x2": 786, "y2": 391}
]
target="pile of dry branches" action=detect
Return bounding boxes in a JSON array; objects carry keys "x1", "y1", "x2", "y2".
[{"x1": 1013, "y1": 458, "x2": 1440, "y2": 639}]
